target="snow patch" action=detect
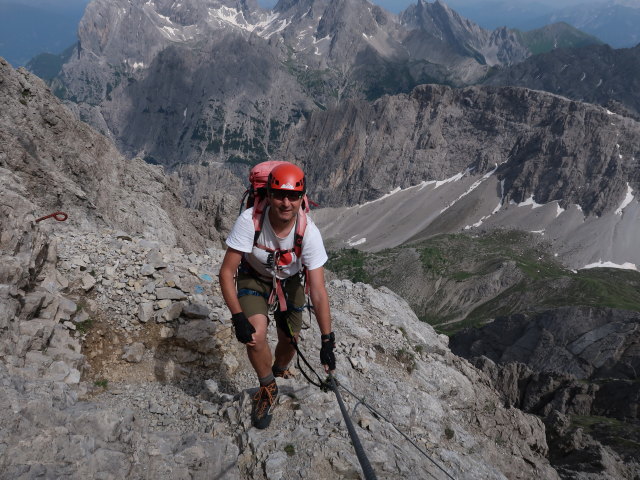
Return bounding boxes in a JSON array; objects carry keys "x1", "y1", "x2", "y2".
[
  {"x1": 530, "y1": 229, "x2": 545, "y2": 235},
  {"x1": 418, "y1": 180, "x2": 437, "y2": 191},
  {"x1": 581, "y1": 260, "x2": 638, "y2": 271},
  {"x1": 313, "y1": 34, "x2": 331, "y2": 44},
  {"x1": 161, "y1": 25, "x2": 181, "y2": 39},
  {"x1": 440, "y1": 166, "x2": 497, "y2": 215},
  {"x1": 518, "y1": 195, "x2": 544, "y2": 209},
  {"x1": 347, "y1": 237, "x2": 367, "y2": 247},
  {"x1": 132, "y1": 62, "x2": 145, "y2": 69},
  {"x1": 615, "y1": 183, "x2": 634, "y2": 215},
  {"x1": 434, "y1": 169, "x2": 469, "y2": 188},
  {"x1": 358, "y1": 187, "x2": 402, "y2": 208},
  {"x1": 556, "y1": 203, "x2": 565, "y2": 218}
]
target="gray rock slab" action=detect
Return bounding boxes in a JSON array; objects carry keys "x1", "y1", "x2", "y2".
[{"x1": 155, "y1": 287, "x2": 187, "y2": 301}]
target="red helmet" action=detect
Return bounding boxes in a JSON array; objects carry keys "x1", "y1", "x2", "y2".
[{"x1": 268, "y1": 163, "x2": 306, "y2": 193}]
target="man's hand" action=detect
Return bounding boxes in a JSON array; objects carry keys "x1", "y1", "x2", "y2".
[
  {"x1": 320, "y1": 332, "x2": 336, "y2": 372},
  {"x1": 232, "y1": 312, "x2": 255, "y2": 344}
]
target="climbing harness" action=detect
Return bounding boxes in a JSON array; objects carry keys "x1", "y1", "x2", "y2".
[{"x1": 35, "y1": 211, "x2": 68, "y2": 223}]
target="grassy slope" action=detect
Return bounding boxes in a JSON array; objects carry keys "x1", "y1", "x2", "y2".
[{"x1": 327, "y1": 230, "x2": 640, "y2": 335}]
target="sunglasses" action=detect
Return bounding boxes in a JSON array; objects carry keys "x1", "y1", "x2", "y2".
[{"x1": 270, "y1": 190, "x2": 304, "y2": 201}]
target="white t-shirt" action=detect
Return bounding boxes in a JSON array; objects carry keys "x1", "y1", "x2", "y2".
[{"x1": 226, "y1": 207, "x2": 328, "y2": 280}]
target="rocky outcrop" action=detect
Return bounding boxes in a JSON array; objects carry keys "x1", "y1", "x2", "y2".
[
  {"x1": 283, "y1": 84, "x2": 640, "y2": 217},
  {"x1": 0, "y1": 57, "x2": 228, "y2": 250},
  {"x1": 450, "y1": 307, "x2": 640, "y2": 383},
  {"x1": 0, "y1": 217, "x2": 562, "y2": 478},
  {"x1": 450, "y1": 307, "x2": 640, "y2": 478}
]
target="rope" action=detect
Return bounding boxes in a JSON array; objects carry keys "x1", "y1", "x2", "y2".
[
  {"x1": 292, "y1": 301, "x2": 455, "y2": 479},
  {"x1": 328, "y1": 375, "x2": 378, "y2": 480},
  {"x1": 337, "y1": 382, "x2": 456, "y2": 480},
  {"x1": 35, "y1": 211, "x2": 68, "y2": 223}
]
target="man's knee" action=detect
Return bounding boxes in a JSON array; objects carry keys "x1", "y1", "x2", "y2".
[{"x1": 247, "y1": 314, "x2": 268, "y2": 347}]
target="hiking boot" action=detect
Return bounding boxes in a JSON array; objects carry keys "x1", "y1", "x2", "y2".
[
  {"x1": 272, "y1": 365, "x2": 295, "y2": 379},
  {"x1": 252, "y1": 380, "x2": 278, "y2": 429}
]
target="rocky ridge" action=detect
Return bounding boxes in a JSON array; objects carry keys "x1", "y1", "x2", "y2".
[
  {"x1": 484, "y1": 43, "x2": 640, "y2": 120},
  {"x1": 0, "y1": 57, "x2": 232, "y2": 250},
  {"x1": 286, "y1": 84, "x2": 640, "y2": 217}
]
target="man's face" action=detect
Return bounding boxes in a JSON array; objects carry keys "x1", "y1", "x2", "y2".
[{"x1": 269, "y1": 190, "x2": 303, "y2": 224}]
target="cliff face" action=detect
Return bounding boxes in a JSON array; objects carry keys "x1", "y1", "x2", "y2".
[
  {"x1": 0, "y1": 57, "x2": 233, "y2": 250},
  {"x1": 285, "y1": 84, "x2": 639, "y2": 217},
  {"x1": 450, "y1": 307, "x2": 640, "y2": 478}
]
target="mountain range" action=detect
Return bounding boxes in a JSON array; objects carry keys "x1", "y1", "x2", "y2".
[
  {"x1": 39, "y1": 0, "x2": 597, "y2": 170},
  {"x1": 448, "y1": 0, "x2": 640, "y2": 48}
]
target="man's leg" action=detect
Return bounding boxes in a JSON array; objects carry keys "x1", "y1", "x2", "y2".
[
  {"x1": 273, "y1": 326, "x2": 298, "y2": 371},
  {"x1": 246, "y1": 313, "x2": 272, "y2": 380},
  {"x1": 273, "y1": 275, "x2": 304, "y2": 373}
]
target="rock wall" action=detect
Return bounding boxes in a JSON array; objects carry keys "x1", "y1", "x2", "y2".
[
  {"x1": 450, "y1": 308, "x2": 640, "y2": 478},
  {"x1": 282, "y1": 84, "x2": 640, "y2": 216}
]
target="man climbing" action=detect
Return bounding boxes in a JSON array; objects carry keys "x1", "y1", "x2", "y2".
[{"x1": 219, "y1": 162, "x2": 336, "y2": 429}]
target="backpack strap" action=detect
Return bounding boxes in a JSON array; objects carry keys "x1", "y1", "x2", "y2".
[
  {"x1": 293, "y1": 210, "x2": 306, "y2": 258},
  {"x1": 250, "y1": 204, "x2": 309, "y2": 312}
]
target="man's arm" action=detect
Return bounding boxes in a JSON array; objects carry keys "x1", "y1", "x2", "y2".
[
  {"x1": 308, "y1": 266, "x2": 336, "y2": 373},
  {"x1": 307, "y1": 266, "x2": 331, "y2": 335},
  {"x1": 219, "y1": 248, "x2": 244, "y2": 315}
]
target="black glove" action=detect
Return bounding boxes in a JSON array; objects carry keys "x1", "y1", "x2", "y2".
[
  {"x1": 320, "y1": 332, "x2": 336, "y2": 371},
  {"x1": 232, "y1": 312, "x2": 255, "y2": 344}
]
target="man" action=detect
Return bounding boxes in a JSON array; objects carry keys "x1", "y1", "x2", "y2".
[{"x1": 219, "y1": 162, "x2": 336, "y2": 429}]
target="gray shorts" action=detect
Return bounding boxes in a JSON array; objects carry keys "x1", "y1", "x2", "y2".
[{"x1": 236, "y1": 271, "x2": 306, "y2": 336}]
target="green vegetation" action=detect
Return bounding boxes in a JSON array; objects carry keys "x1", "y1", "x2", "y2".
[
  {"x1": 571, "y1": 415, "x2": 640, "y2": 459},
  {"x1": 75, "y1": 318, "x2": 94, "y2": 334},
  {"x1": 395, "y1": 348, "x2": 416, "y2": 373},
  {"x1": 94, "y1": 379, "x2": 108, "y2": 389},
  {"x1": 284, "y1": 444, "x2": 296, "y2": 456},
  {"x1": 325, "y1": 248, "x2": 372, "y2": 284},
  {"x1": 328, "y1": 230, "x2": 640, "y2": 335},
  {"x1": 444, "y1": 427, "x2": 455, "y2": 440}
]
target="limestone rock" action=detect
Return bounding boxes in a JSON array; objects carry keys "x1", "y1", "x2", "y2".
[
  {"x1": 122, "y1": 342, "x2": 145, "y2": 363},
  {"x1": 155, "y1": 287, "x2": 187, "y2": 301}
]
